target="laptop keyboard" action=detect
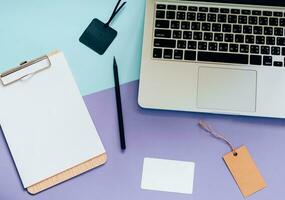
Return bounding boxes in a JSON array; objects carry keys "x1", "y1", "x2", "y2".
[{"x1": 153, "y1": 3, "x2": 285, "y2": 67}]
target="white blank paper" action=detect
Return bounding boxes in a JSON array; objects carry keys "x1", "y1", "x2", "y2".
[
  {"x1": 0, "y1": 51, "x2": 105, "y2": 188},
  {"x1": 141, "y1": 158, "x2": 195, "y2": 194}
]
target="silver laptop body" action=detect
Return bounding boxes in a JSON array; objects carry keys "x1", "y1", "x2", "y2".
[{"x1": 139, "y1": 0, "x2": 285, "y2": 118}]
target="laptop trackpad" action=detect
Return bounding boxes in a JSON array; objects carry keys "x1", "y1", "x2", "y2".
[{"x1": 197, "y1": 67, "x2": 257, "y2": 112}]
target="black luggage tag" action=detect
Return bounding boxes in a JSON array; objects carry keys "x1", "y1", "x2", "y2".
[{"x1": 79, "y1": 0, "x2": 126, "y2": 55}]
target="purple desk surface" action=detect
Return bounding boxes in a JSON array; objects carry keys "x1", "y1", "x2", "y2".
[{"x1": 1, "y1": 80, "x2": 285, "y2": 200}]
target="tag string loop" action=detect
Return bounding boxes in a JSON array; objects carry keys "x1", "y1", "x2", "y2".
[
  {"x1": 105, "y1": 0, "x2": 127, "y2": 27},
  {"x1": 199, "y1": 120, "x2": 237, "y2": 155}
]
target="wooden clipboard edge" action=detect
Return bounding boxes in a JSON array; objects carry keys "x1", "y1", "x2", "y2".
[
  {"x1": 27, "y1": 153, "x2": 107, "y2": 194},
  {"x1": 47, "y1": 50, "x2": 61, "y2": 57}
]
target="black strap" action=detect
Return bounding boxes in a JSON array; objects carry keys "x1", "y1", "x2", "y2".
[{"x1": 105, "y1": 0, "x2": 127, "y2": 27}]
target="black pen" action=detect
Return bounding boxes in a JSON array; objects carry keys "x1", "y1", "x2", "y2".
[{"x1": 113, "y1": 57, "x2": 126, "y2": 150}]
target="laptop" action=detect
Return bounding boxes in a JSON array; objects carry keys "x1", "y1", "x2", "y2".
[{"x1": 139, "y1": 0, "x2": 285, "y2": 118}]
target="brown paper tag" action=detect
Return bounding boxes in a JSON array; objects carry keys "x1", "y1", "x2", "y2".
[{"x1": 223, "y1": 145, "x2": 266, "y2": 197}]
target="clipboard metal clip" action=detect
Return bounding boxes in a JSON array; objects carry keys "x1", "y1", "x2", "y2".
[{"x1": 0, "y1": 55, "x2": 51, "y2": 86}]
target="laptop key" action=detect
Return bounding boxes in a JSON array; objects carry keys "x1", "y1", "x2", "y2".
[
  {"x1": 157, "y1": 4, "x2": 166, "y2": 9},
  {"x1": 156, "y1": 10, "x2": 165, "y2": 19},
  {"x1": 209, "y1": 42, "x2": 218, "y2": 51},
  {"x1": 231, "y1": 9, "x2": 240, "y2": 14},
  {"x1": 274, "y1": 61, "x2": 283, "y2": 67},
  {"x1": 269, "y1": 18, "x2": 279, "y2": 26},
  {"x1": 274, "y1": 28, "x2": 283, "y2": 36},
  {"x1": 249, "y1": 16, "x2": 258, "y2": 25},
  {"x1": 183, "y1": 31, "x2": 192, "y2": 39},
  {"x1": 219, "y1": 43, "x2": 228, "y2": 52},
  {"x1": 259, "y1": 17, "x2": 268, "y2": 25},
  {"x1": 177, "y1": 12, "x2": 186, "y2": 20},
  {"x1": 166, "y1": 11, "x2": 176, "y2": 19},
  {"x1": 155, "y1": 20, "x2": 169, "y2": 28},
  {"x1": 153, "y1": 48, "x2": 162, "y2": 58},
  {"x1": 228, "y1": 15, "x2": 237, "y2": 23},
  {"x1": 235, "y1": 34, "x2": 244, "y2": 43},
  {"x1": 177, "y1": 40, "x2": 187, "y2": 49},
  {"x1": 191, "y1": 22, "x2": 201, "y2": 30},
  {"x1": 240, "y1": 44, "x2": 249, "y2": 53},
  {"x1": 187, "y1": 12, "x2": 196, "y2": 20},
  {"x1": 171, "y1": 21, "x2": 180, "y2": 29},
  {"x1": 225, "y1": 34, "x2": 234, "y2": 42},
  {"x1": 197, "y1": 13, "x2": 207, "y2": 21},
  {"x1": 154, "y1": 39, "x2": 176, "y2": 48},
  {"x1": 266, "y1": 37, "x2": 275, "y2": 45},
  {"x1": 198, "y1": 51, "x2": 248, "y2": 64},
  {"x1": 277, "y1": 37, "x2": 285, "y2": 46},
  {"x1": 174, "y1": 50, "x2": 183, "y2": 59},
  {"x1": 252, "y1": 10, "x2": 262, "y2": 16},
  {"x1": 245, "y1": 35, "x2": 254, "y2": 44},
  {"x1": 173, "y1": 30, "x2": 182, "y2": 39},
  {"x1": 167, "y1": 5, "x2": 176, "y2": 10},
  {"x1": 218, "y1": 14, "x2": 227, "y2": 23},
  {"x1": 212, "y1": 23, "x2": 222, "y2": 32},
  {"x1": 242, "y1": 10, "x2": 251, "y2": 15},
  {"x1": 207, "y1": 13, "x2": 217, "y2": 22},
  {"x1": 256, "y1": 36, "x2": 265, "y2": 44},
  {"x1": 184, "y1": 50, "x2": 196, "y2": 60},
  {"x1": 233, "y1": 25, "x2": 242, "y2": 33},
  {"x1": 155, "y1": 29, "x2": 171, "y2": 38},
  {"x1": 210, "y1": 7, "x2": 219, "y2": 13},
  {"x1": 193, "y1": 32, "x2": 203, "y2": 40},
  {"x1": 238, "y1": 16, "x2": 247, "y2": 24},
  {"x1": 188, "y1": 6, "x2": 198, "y2": 11},
  {"x1": 178, "y1": 5, "x2": 187, "y2": 11},
  {"x1": 271, "y1": 47, "x2": 280, "y2": 55},
  {"x1": 282, "y1": 47, "x2": 285, "y2": 55},
  {"x1": 250, "y1": 45, "x2": 260, "y2": 54},
  {"x1": 263, "y1": 11, "x2": 272, "y2": 16},
  {"x1": 202, "y1": 23, "x2": 211, "y2": 31},
  {"x1": 274, "y1": 12, "x2": 283, "y2": 17},
  {"x1": 222, "y1": 24, "x2": 232, "y2": 32},
  {"x1": 243, "y1": 25, "x2": 252, "y2": 34},
  {"x1": 250, "y1": 55, "x2": 262, "y2": 65},
  {"x1": 263, "y1": 56, "x2": 272, "y2": 66},
  {"x1": 220, "y1": 8, "x2": 229, "y2": 13},
  {"x1": 280, "y1": 18, "x2": 285, "y2": 26},
  {"x1": 198, "y1": 42, "x2": 207, "y2": 50},
  {"x1": 214, "y1": 33, "x2": 223, "y2": 41},
  {"x1": 163, "y1": 49, "x2": 173, "y2": 59},
  {"x1": 264, "y1": 27, "x2": 273, "y2": 35},
  {"x1": 199, "y1": 7, "x2": 209, "y2": 12},
  {"x1": 261, "y1": 46, "x2": 270, "y2": 54},
  {"x1": 188, "y1": 41, "x2": 197, "y2": 49},
  {"x1": 253, "y1": 26, "x2": 263, "y2": 34},
  {"x1": 204, "y1": 32, "x2": 213, "y2": 41},
  {"x1": 229, "y1": 44, "x2": 239, "y2": 52},
  {"x1": 181, "y1": 22, "x2": 190, "y2": 30}
]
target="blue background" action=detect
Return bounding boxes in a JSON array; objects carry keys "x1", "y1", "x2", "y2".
[{"x1": 0, "y1": 0, "x2": 145, "y2": 95}]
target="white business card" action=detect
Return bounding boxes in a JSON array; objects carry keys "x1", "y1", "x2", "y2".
[{"x1": 141, "y1": 157, "x2": 195, "y2": 194}]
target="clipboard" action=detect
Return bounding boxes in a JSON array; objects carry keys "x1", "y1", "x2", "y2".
[{"x1": 0, "y1": 50, "x2": 107, "y2": 194}]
